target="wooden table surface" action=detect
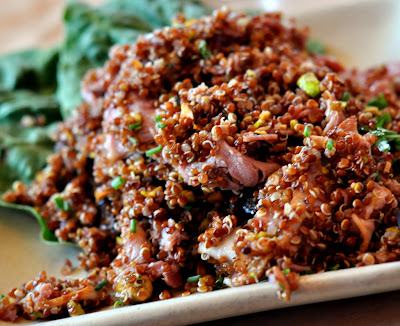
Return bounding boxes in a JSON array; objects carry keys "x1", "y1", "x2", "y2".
[{"x1": 1, "y1": 1, "x2": 400, "y2": 325}]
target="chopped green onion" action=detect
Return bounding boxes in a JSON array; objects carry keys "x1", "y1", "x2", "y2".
[
  {"x1": 32, "y1": 311, "x2": 44, "y2": 319},
  {"x1": 114, "y1": 301, "x2": 124, "y2": 309},
  {"x1": 94, "y1": 280, "x2": 109, "y2": 291},
  {"x1": 341, "y1": 92, "x2": 351, "y2": 101},
  {"x1": 254, "y1": 119, "x2": 264, "y2": 128},
  {"x1": 330, "y1": 264, "x2": 340, "y2": 271},
  {"x1": 130, "y1": 219, "x2": 137, "y2": 233},
  {"x1": 282, "y1": 269, "x2": 291, "y2": 275},
  {"x1": 157, "y1": 122, "x2": 166, "y2": 129},
  {"x1": 183, "y1": 204, "x2": 192, "y2": 211},
  {"x1": 53, "y1": 196, "x2": 70, "y2": 211},
  {"x1": 154, "y1": 115, "x2": 162, "y2": 122},
  {"x1": 145, "y1": 145, "x2": 163, "y2": 157},
  {"x1": 297, "y1": 72, "x2": 320, "y2": 97},
  {"x1": 111, "y1": 176, "x2": 125, "y2": 189},
  {"x1": 368, "y1": 93, "x2": 388, "y2": 110},
  {"x1": 187, "y1": 275, "x2": 201, "y2": 283},
  {"x1": 303, "y1": 125, "x2": 311, "y2": 137},
  {"x1": 0, "y1": 294, "x2": 4, "y2": 300},
  {"x1": 306, "y1": 39, "x2": 324, "y2": 54},
  {"x1": 375, "y1": 170, "x2": 381, "y2": 182},
  {"x1": 128, "y1": 136, "x2": 138, "y2": 144},
  {"x1": 198, "y1": 40, "x2": 211, "y2": 59},
  {"x1": 326, "y1": 138, "x2": 334, "y2": 151},
  {"x1": 375, "y1": 139, "x2": 391, "y2": 152},
  {"x1": 215, "y1": 277, "x2": 225, "y2": 289},
  {"x1": 128, "y1": 122, "x2": 142, "y2": 130},
  {"x1": 376, "y1": 112, "x2": 392, "y2": 128}
]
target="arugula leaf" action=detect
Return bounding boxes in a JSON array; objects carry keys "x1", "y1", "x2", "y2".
[
  {"x1": 0, "y1": 201, "x2": 57, "y2": 243},
  {"x1": 57, "y1": 0, "x2": 210, "y2": 118},
  {"x1": 0, "y1": 48, "x2": 58, "y2": 92}
]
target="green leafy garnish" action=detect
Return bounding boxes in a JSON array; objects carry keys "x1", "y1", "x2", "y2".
[
  {"x1": 367, "y1": 93, "x2": 388, "y2": 110},
  {"x1": 94, "y1": 280, "x2": 109, "y2": 291},
  {"x1": 130, "y1": 219, "x2": 137, "y2": 233},
  {"x1": 375, "y1": 170, "x2": 381, "y2": 182},
  {"x1": 371, "y1": 127, "x2": 400, "y2": 152},
  {"x1": 0, "y1": 201, "x2": 57, "y2": 242},
  {"x1": 215, "y1": 277, "x2": 226, "y2": 289},
  {"x1": 128, "y1": 136, "x2": 138, "y2": 144},
  {"x1": 58, "y1": 0, "x2": 210, "y2": 118},
  {"x1": 303, "y1": 125, "x2": 311, "y2": 137},
  {"x1": 306, "y1": 39, "x2": 324, "y2": 54},
  {"x1": 297, "y1": 72, "x2": 320, "y2": 97},
  {"x1": 154, "y1": 115, "x2": 162, "y2": 122},
  {"x1": 376, "y1": 112, "x2": 392, "y2": 128},
  {"x1": 198, "y1": 40, "x2": 211, "y2": 59},
  {"x1": 114, "y1": 301, "x2": 124, "y2": 308},
  {"x1": 282, "y1": 269, "x2": 291, "y2": 275},
  {"x1": 157, "y1": 122, "x2": 166, "y2": 129},
  {"x1": 145, "y1": 145, "x2": 163, "y2": 157},
  {"x1": 341, "y1": 92, "x2": 351, "y2": 101},
  {"x1": 128, "y1": 122, "x2": 142, "y2": 130},
  {"x1": 111, "y1": 176, "x2": 125, "y2": 189},
  {"x1": 329, "y1": 264, "x2": 340, "y2": 271},
  {"x1": 326, "y1": 138, "x2": 334, "y2": 151},
  {"x1": 53, "y1": 196, "x2": 70, "y2": 211},
  {"x1": 187, "y1": 275, "x2": 201, "y2": 283}
]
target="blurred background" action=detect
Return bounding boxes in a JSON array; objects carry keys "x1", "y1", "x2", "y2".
[{"x1": 1, "y1": 0, "x2": 397, "y2": 68}]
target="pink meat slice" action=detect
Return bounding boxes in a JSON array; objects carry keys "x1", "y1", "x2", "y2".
[
  {"x1": 102, "y1": 96, "x2": 156, "y2": 163},
  {"x1": 177, "y1": 140, "x2": 280, "y2": 191}
]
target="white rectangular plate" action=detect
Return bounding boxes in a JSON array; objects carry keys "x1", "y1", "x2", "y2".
[{"x1": 1, "y1": 0, "x2": 400, "y2": 324}]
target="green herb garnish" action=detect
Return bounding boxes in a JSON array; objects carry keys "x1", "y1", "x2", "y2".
[
  {"x1": 329, "y1": 264, "x2": 340, "y2": 271},
  {"x1": 326, "y1": 138, "x2": 334, "y2": 151},
  {"x1": 128, "y1": 122, "x2": 142, "y2": 130},
  {"x1": 282, "y1": 269, "x2": 291, "y2": 275},
  {"x1": 130, "y1": 219, "x2": 137, "y2": 233},
  {"x1": 94, "y1": 280, "x2": 108, "y2": 291},
  {"x1": 371, "y1": 127, "x2": 400, "y2": 152},
  {"x1": 341, "y1": 92, "x2": 351, "y2": 101},
  {"x1": 111, "y1": 176, "x2": 125, "y2": 189},
  {"x1": 198, "y1": 40, "x2": 211, "y2": 59},
  {"x1": 368, "y1": 93, "x2": 388, "y2": 110},
  {"x1": 154, "y1": 115, "x2": 162, "y2": 122},
  {"x1": 145, "y1": 145, "x2": 163, "y2": 157},
  {"x1": 128, "y1": 136, "x2": 138, "y2": 144},
  {"x1": 53, "y1": 196, "x2": 70, "y2": 211},
  {"x1": 187, "y1": 275, "x2": 201, "y2": 283},
  {"x1": 114, "y1": 301, "x2": 124, "y2": 309},
  {"x1": 157, "y1": 122, "x2": 166, "y2": 129},
  {"x1": 297, "y1": 72, "x2": 320, "y2": 97},
  {"x1": 215, "y1": 277, "x2": 225, "y2": 289},
  {"x1": 306, "y1": 39, "x2": 324, "y2": 54},
  {"x1": 376, "y1": 112, "x2": 392, "y2": 128},
  {"x1": 303, "y1": 125, "x2": 311, "y2": 137},
  {"x1": 375, "y1": 170, "x2": 381, "y2": 182}
]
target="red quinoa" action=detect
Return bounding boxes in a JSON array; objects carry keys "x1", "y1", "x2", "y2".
[{"x1": 2, "y1": 8, "x2": 400, "y2": 321}]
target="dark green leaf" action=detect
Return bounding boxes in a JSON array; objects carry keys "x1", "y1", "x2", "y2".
[
  {"x1": 368, "y1": 93, "x2": 388, "y2": 110},
  {"x1": 0, "y1": 200, "x2": 57, "y2": 243}
]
